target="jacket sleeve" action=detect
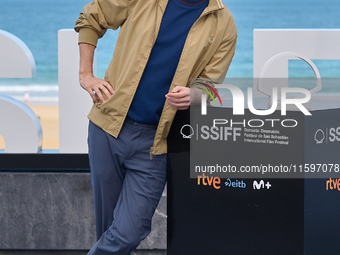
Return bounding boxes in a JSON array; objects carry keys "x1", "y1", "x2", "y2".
[
  {"x1": 74, "y1": 0, "x2": 136, "y2": 47},
  {"x1": 191, "y1": 15, "x2": 237, "y2": 99}
]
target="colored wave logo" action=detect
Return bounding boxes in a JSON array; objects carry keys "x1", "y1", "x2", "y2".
[{"x1": 196, "y1": 82, "x2": 222, "y2": 106}]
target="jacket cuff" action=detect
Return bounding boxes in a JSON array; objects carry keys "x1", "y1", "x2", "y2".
[{"x1": 78, "y1": 28, "x2": 99, "y2": 47}]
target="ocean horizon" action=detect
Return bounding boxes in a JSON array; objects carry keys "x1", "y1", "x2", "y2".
[{"x1": 1, "y1": 0, "x2": 340, "y2": 102}]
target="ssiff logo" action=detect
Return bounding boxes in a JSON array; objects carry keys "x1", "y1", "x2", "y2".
[
  {"x1": 180, "y1": 124, "x2": 194, "y2": 139},
  {"x1": 314, "y1": 127, "x2": 340, "y2": 144},
  {"x1": 314, "y1": 129, "x2": 325, "y2": 144}
]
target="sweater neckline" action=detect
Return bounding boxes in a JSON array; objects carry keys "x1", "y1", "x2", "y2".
[{"x1": 178, "y1": 0, "x2": 208, "y2": 6}]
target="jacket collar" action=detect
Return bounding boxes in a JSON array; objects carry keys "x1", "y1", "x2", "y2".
[
  {"x1": 206, "y1": 0, "x2": 225, "y2": 12},
  {"x1": 159, "y1": 0, "x2": 224, "y2": 13}
]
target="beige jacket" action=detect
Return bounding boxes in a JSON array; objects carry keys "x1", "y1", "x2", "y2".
[{"x1": 75, "y1": 0, "x2": 237, "y2": 156}]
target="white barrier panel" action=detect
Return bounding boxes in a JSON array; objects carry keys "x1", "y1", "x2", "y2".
[
  {"x1": 0, "y1": 30, "x2": 42, "y2": 153},
  {"x1": 58, "y1": 29, "x2": 94, "y2": 153},
  {"x1": 4, "y1": 29, "x2": 338, "y2": 152},
  {"x1": 0, "y1": 95, "x2": 42, "y2": 153},
  {"x1": 253, "y1": 29, "x2": 340, "y2": 96},
  {"x1": 254, "y1": 29, "x2": 340, "y2": 77},
  {"x1": 0, "y1": 29, "x2": 36, "y2": 78}
]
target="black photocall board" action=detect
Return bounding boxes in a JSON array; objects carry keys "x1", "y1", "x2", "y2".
[
  {"x1": 0, "y1": 154, "x2": 90, "y2": 172},
  {"x1": 304, "y1": 108, "x2": 340, "y2": 255},
  {"x1": 189, "y1": 106, "x2": 340, "y2": 179},
  {"x1": 167, "y1": 105, "x2": 340, "y2": 255}
]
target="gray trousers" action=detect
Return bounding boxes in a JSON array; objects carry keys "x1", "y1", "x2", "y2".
[{"x1": 87, "y1": 119, "x2": 167, "y2": 255}]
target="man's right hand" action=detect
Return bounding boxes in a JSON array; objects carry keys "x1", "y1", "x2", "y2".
[
  {"x1": 79, "y1": 43, "x2": 115, "y2": 103},
  {"x1": 79, "y1": 73, "x2": 114, "y2": 104}
]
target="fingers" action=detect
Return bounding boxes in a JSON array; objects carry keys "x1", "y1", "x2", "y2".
[
  {"x1": 88, "y1": 89, "x2": 99, "y2": 104},
  {"x1": 80, "y1": 75, "x2": 114, "y2": 103},
  {"x1": 92, "y1": 82, "x2": 113, "y2": 103},
  {"x1": 165, "y1": 86, "x2": 191, "y2": 110},
  {"x1": 166, "y1": 95, "x2": 190, "y2": 104},
  {"x1": 166, "y1": 99, "x2": 190, "y2": 110},
  {"x1": 102, "y1": 80, "x2": 115, "y2": 95},
  {"x1": 168, "y1": 86, "x2": 182, "y2": 94},
  {"x1": 167, "y1": 86, "x2": 189, "y2": 97}
]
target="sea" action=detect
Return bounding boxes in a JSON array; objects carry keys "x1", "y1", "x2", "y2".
[{"x1": 0, "y1": 0, "x2": 340, "y2": 103}]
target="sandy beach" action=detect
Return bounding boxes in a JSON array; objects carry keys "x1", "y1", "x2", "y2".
[
  {"x1": 0, "y1": 104, "x2": 59, "y2": 151},
  {"x1": 30, "y1": 104, "x2": 59, "y2": 150}
]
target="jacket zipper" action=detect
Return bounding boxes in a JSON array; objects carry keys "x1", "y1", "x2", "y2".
[
  {"x1": 150, "y1": 3, "x2": 221, "y2": 158},
  {"x1": 150, "y1": 0, "x2": 162, "y2": 160},
  {"x1": 150, "y1": 147, "x2": 155, "y2": 159}
]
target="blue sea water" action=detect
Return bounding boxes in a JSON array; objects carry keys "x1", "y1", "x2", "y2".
[{"x1": 0, "y1": 0, "x2": 340, "y2": 100}]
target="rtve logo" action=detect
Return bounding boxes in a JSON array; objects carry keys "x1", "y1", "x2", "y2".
[{"x1": 326, "y1": 178, "x2": 340, "y2": 191}]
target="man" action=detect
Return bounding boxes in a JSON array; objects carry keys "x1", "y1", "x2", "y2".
[{"x1": 74, "y1": 0, "x2": 236, "y2": 254}]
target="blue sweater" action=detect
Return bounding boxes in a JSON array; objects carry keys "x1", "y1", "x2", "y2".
[{"x1": 127, "y1": 0, "x2": 208, "y2": 124}]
